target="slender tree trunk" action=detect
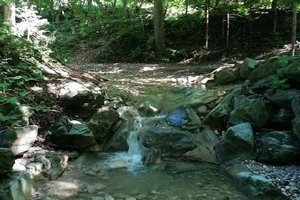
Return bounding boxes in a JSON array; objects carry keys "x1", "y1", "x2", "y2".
[
  {"x1": 291, "y1": 0, "x2": 297, "y2": 56},
  {"x1": 185, "y1": 0, "x2": 189, "y2": 15},
  {"x1": 222, "y1": 15, "x2": 225, "y2": 37},
  {"x1": 154, "y1": 0, "x2": 164, "y2": 58},
  {"x1": 205, "y1": 0, "x2": 210, "y2": 48},
  {"x1": 112, "y1": 0, "x2": 117, "y2": 8},
  {"x1": 3, "y1": 1, "x2": 16, "y2": 31},
  {"x1": 272, "y1": 0, "x2": 278, "y2": 34},
  {"x1": 226, "y1": 12, "x2": 230, "y2": 47}
]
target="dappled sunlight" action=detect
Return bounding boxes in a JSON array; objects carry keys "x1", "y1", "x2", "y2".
[{"x1": 41, "y1": 180, "x2": 81, "y2": 198}]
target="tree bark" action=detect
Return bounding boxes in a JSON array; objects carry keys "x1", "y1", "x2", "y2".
[
  {"x1": 154, "y1": 0, "x2": 164, "y2": 58},
  {"x1": 226, "y1": 12, "x2": 230, "y2": 47},
  {"x1": 3, "y1": 0, "x2": 15, "y2": 30},
  {"x1": 272, "y1": 0, "x2": 278, "y2": 34},
  {"x1": 291, "y1": 0, "x2": 297, "y2": 56},
  {"x1": 205, "y1": 0, "x2": 210, "y2": 48},
  {"x1": 185, "y1": 0, "x2": 189, "y2": 15}
]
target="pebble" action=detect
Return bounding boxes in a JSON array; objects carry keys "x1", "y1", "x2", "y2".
[{"x1": 244, "y1": 160, "x2": 300, "y2": 200}]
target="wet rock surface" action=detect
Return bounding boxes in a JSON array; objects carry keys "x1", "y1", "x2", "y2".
[{"x1": 32, "y1": 154, "x2": 247, "y2": 200}]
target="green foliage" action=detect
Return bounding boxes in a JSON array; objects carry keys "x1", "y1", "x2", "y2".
[{"x1": 0, "y1": 22, "x2": 45, "y2": 127}]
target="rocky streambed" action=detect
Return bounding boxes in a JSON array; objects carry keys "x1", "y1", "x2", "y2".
[{"x1": 1, "y1": 57, "x2": 300, "y2": 200}]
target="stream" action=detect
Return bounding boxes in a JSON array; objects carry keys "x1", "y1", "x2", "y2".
[{"x1": 32, "y1": 63, "x2": 249, "y2": 200}]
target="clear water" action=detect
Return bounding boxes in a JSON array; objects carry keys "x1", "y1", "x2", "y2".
[{"x1": 33, "y1": 153, "x2": 248, "y2": 200}]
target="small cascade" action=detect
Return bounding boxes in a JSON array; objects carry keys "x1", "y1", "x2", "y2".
[
  {"x1": 102, "y1": 114, "x2": 144, "y2": 172},
  {"x1": 101, "y1": 107, "x2": 165, "y2": 172}
]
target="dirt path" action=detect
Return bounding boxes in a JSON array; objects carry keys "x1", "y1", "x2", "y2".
[{"x1": 70, "y1": 62, "x2": 232, "y2": 96}]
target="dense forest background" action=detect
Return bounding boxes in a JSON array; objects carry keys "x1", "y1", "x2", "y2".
[{"x1": 1, "y1": 0, "x2": 300, "y2": 64}]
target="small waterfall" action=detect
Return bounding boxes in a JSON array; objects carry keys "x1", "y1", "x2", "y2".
[
  {"x1": 103, "y1": 115, "x2": 144, "y2": 172},
  {"x1": 101, "y1": 107, "x2": 165, "y2": 172}
]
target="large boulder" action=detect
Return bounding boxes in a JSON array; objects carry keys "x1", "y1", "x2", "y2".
[
  {"x1": 214, "y1": 68, "x2": 239, "y2": 85},
  {"x1": 203, "y1": 86, "x2": 242, "y2": 128},
  {"x1": 88, "y1": 107, "x2": 119, "y2": 144},
  {"x1": 142, "y1": 123, "x2": 196, "y2": 157},
  {"x1": 47, "y1": 116, "x2": 97, "y2": 151},
  {"x1": 284, "y1": 58, "x2": 300, "y2": 84},
  {"x1": 183, "y1": 129, "x2": 219, "y2": 163},
  {"x1": 248, "y1": 55, "x2": 290, "y2": 82},
  {"x1": 228, "y1": 95, "x2": 269, "y2": 128},
  {"x1": 59, "y1": 81, "x2": 104, "y2": 118},
  {"x1": 0, "y1": 148, "x2": 14, "y2": 174},
  {"x1": 225, "y1": 162, "x2": 286, "y2": 199},
  {"x1": 0, "y1": 172, "x2": 35, "y2": 200},
  {"x1": 269, "y1": 108, "x2": 294, "y2": 130},
  {"x1": 0, "y1": 125, "x2": 38, "y2": 155},
  {"x1": 267, "y1": 89, "x2": 300, "y2": 110},
  {"x1": 239, "y1": 58, "x2": 258, "y2": 79},
  {"x1": 256, "y1": 131, "x2": 300, "y2": 165},
  {"x1": 27, "y1": 151, "x2": 68, "y2": 180},
  {"x1": 216, "y1": 123, "x2": 255, "y2": 162}
]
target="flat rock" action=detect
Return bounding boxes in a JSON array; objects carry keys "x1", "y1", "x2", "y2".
[{"x1": 0, "y1": 125, "x2": 38, "y2": 155}]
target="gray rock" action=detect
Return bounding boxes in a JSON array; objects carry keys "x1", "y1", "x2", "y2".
[
  {"x1": 214, "y1": 68, "x2": 239, "y2": 85},
  {"x1": 216, "y1": 123, "x2": 255, "y2": 162},
  {"x1": 0, "y1": 125, "x2": 38, "y2": 155},
  {"x1": 143, "y1": 124, "x2": 196, "y2": 156},
  {"x1": 183, "y1": 129, "x2": 218, "y2": 163},
  {"x1": 88, "y1": 107, "x2": 119, "y2": 144},
  {"x1": 59, "y1": 81, "x2": 104, "y2": 118},
  {"x1": 269, "y1": 108, "x2": 294, "y2": 129},
  {"x1": 248, "y1": 55, "x2": 290, "y2": 82},
  {"x1": 141, "y1": 146, "x2": 161, "y2": 165},
  {"x1": 156, "y1": 87, "x2": 218, "y2": 113},
  {"x1": 284, "y1": 58, "x2": 300, "y2": 84},
  {"x1": 0, "y1": 172, "x2": 35, "y2": 200},
  {"x1": 48, "y1": 116, "x2": 97, "y2": 151},
  {"x1": 137, "y1": 96, "x2": 161, "y2": 117},
  {"x1": 293, "y1": 117, "x2": 300, "y2": 142},
  {"x1": 203, "y1": 86, "x2": 242, "y2": 128},
  {"x1": 0, "y1": 148, "x2": 14, "y2": 174},
  {"x1": 267, "y1": 90, "x2": 300, "y2": 110},
  {"x1": 240, "y1": 58, "x2": 258, "y2": 79},
  {"x1": 257, "y1": 131, "x2": 300, "y2": 165},
  {"x1": 228, "y1": 95, "x2": 269, "y2": 128},
  {"x1": 27, "y1": 151, "x2": 68, "y2": 180},
  {"x1": 196, "y1": 105, "x2": 207, "y2": 116},
  {"x1": 225, "y1": 162, "x2": 286, "y2": 199}
]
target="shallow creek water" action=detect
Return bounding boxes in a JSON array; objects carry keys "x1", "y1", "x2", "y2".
[{"x1": 34, "y1": 152, "x2": 248, "y2": 200}]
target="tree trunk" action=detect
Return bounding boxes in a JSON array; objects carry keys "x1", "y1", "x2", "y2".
[
  {"x1": 291, "y1": 0, "x2": 297, "y2": 56},
  {"x1": 272, "y1": 0, "x2": 278, "y2": 34},
  {"x1": 185, "y1": 0, "x2": 189, "y2": 15},
  {"x1": 222, "y1": 15, "x2": 225, "y2": 37},
  {"x1": 205, "y1": 0, "x2": 210, "y2": 48},
  {"x1": 226, "y1": 12, "x2": 230, "y2": 47},
  {"x1": 3, "y1": 1, "x2": 15, "y2": 30},
  {"x1": 154, "y1": 0, "x2": 164, "y2": 58}
]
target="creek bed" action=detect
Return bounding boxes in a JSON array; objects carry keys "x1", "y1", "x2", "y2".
[{"x1": 33, "y1": 152, "x2": 248, "y2": 200}]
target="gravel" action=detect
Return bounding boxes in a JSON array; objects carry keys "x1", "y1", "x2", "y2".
[{"x1": 244, "y1": 160, "x2": 300, "y2": 200}]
